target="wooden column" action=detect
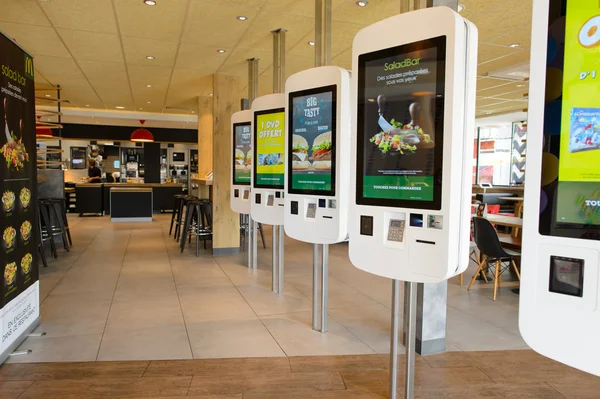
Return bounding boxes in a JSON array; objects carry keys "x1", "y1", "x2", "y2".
[
  {"x1": 197, "y1": 95, "x2": 213, "y2": 199},
  {"x1": 211, "y1": 74, "x2": 241, "y2": 255}
]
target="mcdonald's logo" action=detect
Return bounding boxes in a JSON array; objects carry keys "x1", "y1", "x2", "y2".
[{"x1": 24, "y1": 54, "x2": 34, "y2": 80}]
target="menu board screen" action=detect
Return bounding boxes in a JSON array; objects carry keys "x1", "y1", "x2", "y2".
[
  {"x1": 356, "y1": 37, "x2": 446, "y2": 210},
  {"x1": 288, "y1": 86, "x2": 336, "y2": 196},
  {"x1": 253, "y1": 108, "x2": 285, "y2": 189},
  {"x1": 232, "y1": 122, "x2": 251, "y2": 185},
  {"x1": 553, "y1": 0, "x2": 600, "y2": 228}
]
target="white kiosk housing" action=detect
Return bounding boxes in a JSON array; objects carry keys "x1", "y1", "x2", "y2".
[
  {"x1": 250, "y1": 94, "x2": 286, "y2": 226},
  {"x1": 520, "y1": 0, "x2": 600, "y2": 376},
  {"x1": 230, "y1": 110, "x2": 252, "y2": 214},
  {"x1": 284, "y1": 66, "x2": 351, "y2": 244},
  {"x1": 348, "y1": 7, "x2": 478, "y2": 283}
]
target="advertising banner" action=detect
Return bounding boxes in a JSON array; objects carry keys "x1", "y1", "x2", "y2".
[
  {"x1": 358, "y1": 43, "x2": 442, "y2": 204},
  {"x1": 0, "y1": 31, "x2": 40, "y2": 357},
  {"x1": 556, "y1": 0, "x2": 600, "y2": 225},
  {"x1": 289, "y1": 88, "x2": 335, "y2": 194},
  {"x1": 255, "y1": 110, "x2": 285, "y2": 188},
  {"x1": 233, "y1": 123, "x2": 251, "y2": 185}
]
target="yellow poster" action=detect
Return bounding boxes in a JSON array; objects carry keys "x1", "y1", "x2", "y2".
[
  {"x1": 255, "y1": 111, "x2": 285, "y2": 186},
  {"x1": 559, "y1": 0, "x2": 600, "y2": 182}
]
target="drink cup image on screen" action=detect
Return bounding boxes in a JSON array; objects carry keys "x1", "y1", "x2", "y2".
[{"x1": 360, "y1": 45, "x2": 441, "y2": 203}]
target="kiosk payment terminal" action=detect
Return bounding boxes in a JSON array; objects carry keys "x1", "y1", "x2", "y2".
[
  {"x1": 348, "y1": 7, "x2": 478, "y2": 283},
  {"x1": 251, "y1": 94, "x2": 286, "y2": 226},
  {"x1": 284, "y1": 66, "x2": 351, "y2": 244},
  {"x1": 520, "y1": 0, "x2": 600, "y2": 376},
  {"x1": 230, "y1": 110, "x2": 252, "y2": 214}
]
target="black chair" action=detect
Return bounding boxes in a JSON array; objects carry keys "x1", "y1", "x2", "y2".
[
  {"x1": 468, "y1": 217, "x2": 521, "y2": 300},
  {"x1": 180, "y1": 199, "x2": 212, "y2": 256}
]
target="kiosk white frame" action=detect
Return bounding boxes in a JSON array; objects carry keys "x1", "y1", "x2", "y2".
[
  {"x1": 230, "y1": 110, "x2": 253, "y2": 215},
  {"x1": 520, "y1": 0, "x2": 600, "y2": 377}
]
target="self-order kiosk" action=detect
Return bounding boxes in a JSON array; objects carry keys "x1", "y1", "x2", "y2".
[
  {"x1": 284, "y1": 66, "x2": 351, "y2": 244},
  {"x1": 520, "y1": 0, "x2": 600, "y2": 376},
  {"x1": 231, "y1": 110, "x2": 252, "y2": 214},
  {"x1": 348, "y1": 7, "x2": 478, "y2": 283},
  {"x1": 251, "y1": 94, "x2": 286, "y2": 226}
]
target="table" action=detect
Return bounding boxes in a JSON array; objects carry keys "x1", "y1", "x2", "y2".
[
  {"x1": 498, "y1": 196, "x2": 524, "y2": 216},
  {"x1": 485, "y1": 214, "x2": 523, "y2": 238}
]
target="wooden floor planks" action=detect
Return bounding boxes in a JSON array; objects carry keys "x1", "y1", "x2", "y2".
[{"x1": 0, "y1": 350, "x2": 598, "y2": 398}]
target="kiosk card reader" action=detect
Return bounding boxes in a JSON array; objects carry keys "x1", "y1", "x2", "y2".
[
  {"x1": 251, "y1": 94, "x2": 286, "y2": 226},
  {"x1": 284, "y1": 66, "x2": 351, "y2": 244},
  {"x1": 520, "y1": 0, "x2": 600, "y2": 376},
  {"x1": 230, "y1": 110, "x2": 252, "y2": 215},
  {"x1": 348, "y1": 7, "x2": 478, "y2": 283}
]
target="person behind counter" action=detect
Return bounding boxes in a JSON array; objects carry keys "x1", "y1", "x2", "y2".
[{"x1": 87, "y1": 159, "x2": 102, "y2": 183}]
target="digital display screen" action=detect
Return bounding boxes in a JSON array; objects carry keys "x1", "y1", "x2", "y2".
[
  {"x1": 288, "y1": 86, "x2": 336, "y2": 196},
  {"x1": 356, "y1": 37, "x2": 446, "y2": 210},
  {"x1": 232, "y1": 122, "x2": 251, "y2": 186},
  {"x1": 173, "y1": 152, "x2": 185, "y2": 162},
  {"x1": 554, "y1": 0, "x2": 600, "y2": 227},
  {"x1": 254, "y1": 108, "x2": 285, "y2": 189},
  {"x1": 540, "y1": 0, "x2": 600, "y2": 240}
]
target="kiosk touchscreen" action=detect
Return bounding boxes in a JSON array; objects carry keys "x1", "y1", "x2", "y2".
[
  {"x1": 230, "y1": 110, "x2": 253, "y2": 214},
  {"x1": 348, "y1": 7, "x2": 478, "y2": 283},
  {"x1": 520, "y1": 0, "x2": 600, "y2": 376},
  {"x1": 251, "y1": 94, "x2": 286, "y2": 226},
  {"x1": 284, "y1": 66, "x2": 351, "y2": 244}
]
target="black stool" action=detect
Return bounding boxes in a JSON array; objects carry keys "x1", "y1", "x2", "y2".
[
  {"x1": 180, "y1": 199, "x2": 212, "y2": 256},
  {"x1": 174, "y1": 195, "x2": 196, "y2": 242},
  {"x1": 169, "y1": 194, "x2": 187, "y2": 237},
  {"x1": 39, "y1": 199, "x2": 70, "y2": 253},
  {"x1": 38, "y1": 200, "x2": 58, "y2": 259}
]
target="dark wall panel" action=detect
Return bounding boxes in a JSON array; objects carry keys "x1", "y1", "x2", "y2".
[
  {"x1": 143, "y1": 142, "x2": 161, "y2": 183},
  {"x1": 60, "y1": 123, "x2": 197, "y2": 143}
]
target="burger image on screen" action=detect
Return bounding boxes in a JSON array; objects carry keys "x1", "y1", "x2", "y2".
[
  {"x1": 245, "y1": 151, "x2": 252, "y2": 170},
  {"x1": 310, "y1": 131, "x2": 332, "y2": 170},
  {"x1": 292, "y1": 135, "x2": 311, "y2": 170},
  {"x1": 235, "y1": 149, "x2": 245, "y2": 170}
]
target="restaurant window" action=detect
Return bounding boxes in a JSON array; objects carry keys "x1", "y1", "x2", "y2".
[{"x1": 473, "y1": 121, "x2": 526, "y2": 186}]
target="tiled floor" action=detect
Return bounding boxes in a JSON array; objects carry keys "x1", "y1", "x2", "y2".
[{"x1": 8, "y1": 214, "x2": 527, "y2": 363}]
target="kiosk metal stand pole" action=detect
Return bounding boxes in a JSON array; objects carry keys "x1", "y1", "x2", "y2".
[
  {"x1": 389, "y1": 279, "x2": 401, "y2": 398},
  {"x1": 247, "y1": 58, "x2": 259, "y2": 270},
  {"x1": 271, "y1": 29, "x2": 286, "y2": 293}
]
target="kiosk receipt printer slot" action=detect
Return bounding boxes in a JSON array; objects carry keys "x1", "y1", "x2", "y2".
[
  {"x1": 520, "y1": 0, "x2": 600, "y2": 376},
  {"x1": 250, "y1": 94, "x2": 286, "y2": 226},
  {"x1": 348, "y1": 7, "x2": 478, "y2": 283},
  {"x1": 284, "y1": 66, "x2": 351, "y2": 244},
  {"x1": 230, "y1": 110, "x2": 253, "y2": 215}
]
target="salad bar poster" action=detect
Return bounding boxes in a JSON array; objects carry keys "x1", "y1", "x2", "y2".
[
  {"x1": 233, "y1": 123, "x2": 251, "y2": 185},
  {"x1": 360, "y1": 46, "x2": 439, "y2": 202},
  {"x1": 0, "y1": 32, "x2": 39, "y2": 309},
  {"x1": 289, "y1": 89, "x2": 335, "y2": 194},
  {"x1": 254, "y1": 110, "x2": 285, "y2": 188}
]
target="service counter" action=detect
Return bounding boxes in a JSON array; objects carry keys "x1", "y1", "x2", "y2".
[
  {"x1": 110, "y1": 187, "x2": 153, "y2": 222},
  {"x1": 72, "y1": 183, "x2": 184, "y2": 216}
]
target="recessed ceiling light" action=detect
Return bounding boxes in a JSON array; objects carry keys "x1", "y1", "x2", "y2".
[
  {"x1": 146, "y1": 55, "x2": 155, "y2": 60},
  {"x1": 191, "y1": 111, "x2": 195, "y2": 114},
  {"x1": 217, "y1": 49, "x2": 226, "y2": 53},
  {"x1": 209, "y1": 93, "x2": 213, "y2": 96},
  {"x1": 485, "y1": 111, "x2": 492, "y2": 114},
  {"x1": 509, "y1": 43, "x2": 520, "y2": 48},
  {"x1": 91, "y1": 116, "x2": 95, "y2": 119},
  {"x1": 237, "y1": 16, "x2": 248, "y2": 21},
  {"x1": 139, "y1": 108, "x2": 143, "y2": 110},
  {"x1": 116, "y1": 106, "x2": 125, "y2": 109},
  {"x1": 143, "y1": 0, "x2": 156, "y2": 5},
  {"x1": 146, "y1": 84, "x2": 152, "y2": 88},
  {"x1": 457, "y1": 4, "x2": 464, "y2": 12},
  {"x1": 308, "y1": 41, "x2": 315, "y2": 46},
  {"x1": 517, "y1": 84, "x2": 526, "y2": 87},
  {"x1": 355, "y1": 0, "x2": 368, "y2": 6},
  {"x1": 45, "y1": 94, "x2": 51, "y2": 97},
  {"x1": 147, "y1": 101, "x2": 151, "y2": 104},
  {"x1": 96, "y1": 121, "x2": 100, "y2": 124},
  {"x1": 85, "y1": 104, "x2": 90, "y2": 107}
]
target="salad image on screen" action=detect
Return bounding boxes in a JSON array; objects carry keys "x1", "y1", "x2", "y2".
[
  {"x1": 357, "y1": 40, "x2": 445, "y2": 207},
  {"x1": 569, "y1": 108, "x2": 600, "y2": 153},
  {"x1": 288, "y1": 87, "x2": 336, "y2": 195}
]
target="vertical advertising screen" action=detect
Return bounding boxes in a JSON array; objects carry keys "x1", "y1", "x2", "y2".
[
  {"x1": 554, "y1": 0, "x2": 600, "y2": 228},
  {"x1": 232, "y1": 122, "x2": 251, "y2": 185},
  {"x1": 356, "y1": 38, "x2": 446, "y2": 210},
  {"x1": 288, "y1": 85, "x2": 337, "y2": 196},
  {"x1": 254, "y1": 108, "x2": 285, "y2": 189}
]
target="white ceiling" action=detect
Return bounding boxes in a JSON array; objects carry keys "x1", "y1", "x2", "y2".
[{"x1": 0, "y1": 0, "x2": 532, "y2": 122}]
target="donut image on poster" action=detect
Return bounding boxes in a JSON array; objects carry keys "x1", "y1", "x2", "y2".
[{"x1": 579, "y1": 15, "x2": 600, "y2": 48}]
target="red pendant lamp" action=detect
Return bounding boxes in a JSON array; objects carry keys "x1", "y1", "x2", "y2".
[
  {"x1": 130, "y1": 119, "x2": 154, "y2": 142},
  {"x1": 36, "y1": 115, "x2": 53, "y2": 138}
]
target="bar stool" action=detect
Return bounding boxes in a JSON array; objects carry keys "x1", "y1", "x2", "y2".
[
  {"x1": 239, "y1": 215, "x2": 266, "y2": 250},
  {"x1": 169, "y1": 194, "x2": 187, "y2": 237},
  {"x1": 38, "y1": 200, "x2": 56, "y2": 262},
  {"x1": 174, "y1": 195, "x2": 196, "y2": 242},
  {"x1": 39, "y1": 199, "x2": 70, "y2": 253},
  {"x1": 180, "y1": 199, "x2": 212, "y2": 256}
]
